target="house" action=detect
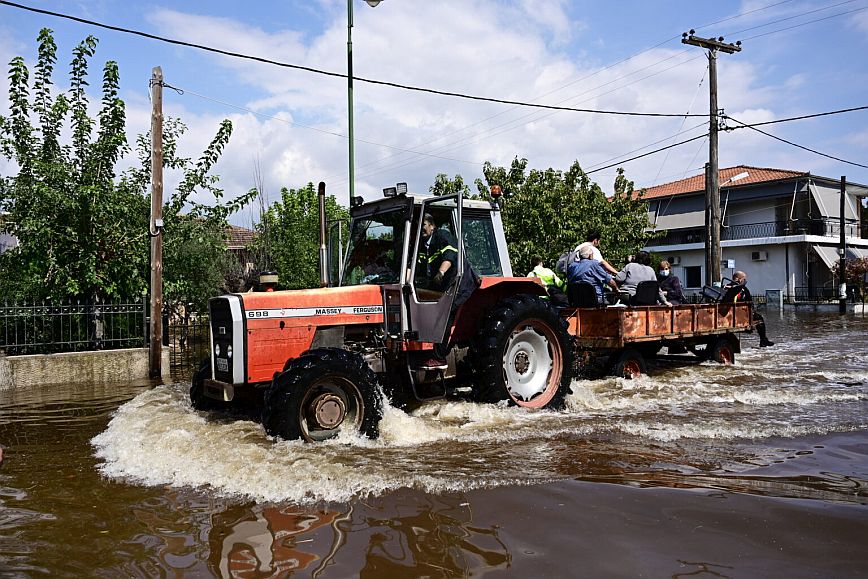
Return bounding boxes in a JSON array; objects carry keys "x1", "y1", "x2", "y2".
[
  {"x1": 226, "y1": 224, "x2": 257, "y2": 274},
  {"x1": 639, "y1": 166, "x2": 868, "y2": 302}
]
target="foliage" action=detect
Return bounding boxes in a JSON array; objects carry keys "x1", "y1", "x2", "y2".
[
  {"x1": 0, "y1": 29, "x2": 146, "y2": 300},
  {"x1": 472, "y1": 157, "x2": 656, "y2": 274},
  {"x1": 252, "y1": 183, "x2": 348, "y2": 290},
  {"x1": 430, "y1": 173, "x2": 471, "y2": 197},
  {"x1": 0, "y1": 29, "x2": 254, "y2": 310},
  {"x1": 834, "y1": 257, "x2": 868, "y2": 301}
]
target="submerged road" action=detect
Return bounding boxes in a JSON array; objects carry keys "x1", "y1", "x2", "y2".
[{"x1": 1, "y1": 311, "x2": 866, "y2": 576}]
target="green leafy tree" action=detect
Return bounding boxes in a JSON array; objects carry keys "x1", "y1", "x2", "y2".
[
  {"x1": 0, "y1": 29, "x2": 146, "y2": 300},
  {"x1": 0, "y1": 29, "x2": 254, "y2": 310},
  {"x1": 472, "y1": 157, "x2": 655, "y2": 274},
  {"x1": 253, "y1": 183, "x2": 348, "y2": 290},
  {"x1": 430, "y1": 172, "x2": 471, "y2": 197}
]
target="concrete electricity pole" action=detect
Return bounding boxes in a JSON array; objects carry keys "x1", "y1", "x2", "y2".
[
  {"x1": 682, "y1": 30, "x2": 741, "y2": 286},
  {"x1": 149, "y1": 67, "x2": 164, "y2": 378}
]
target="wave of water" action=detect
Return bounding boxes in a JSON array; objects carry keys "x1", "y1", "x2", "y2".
[{"x1": 92, "y1": 314, "x2": 868, "y2": 503}]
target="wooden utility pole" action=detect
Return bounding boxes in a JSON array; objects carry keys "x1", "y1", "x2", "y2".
[
  {"x1": 149, "y1": 67, "x2": 164, "y2": 378},
  {"x1": 839, "y1": 176, "x2": 847, "y2": 314},
  {"x1": 683, "y1": 30, "x2": 741, "y2": 286}
]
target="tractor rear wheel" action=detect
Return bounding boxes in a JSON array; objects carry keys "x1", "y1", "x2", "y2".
[
  {"x1": 470, "y1": 294, "x2": 574, "y2": 409},
  {"x1": 190, "y1": 357, "x2": 222, "y2": 411},
  {"x1": 261, "y1": 348, "x2": 383, "y2": 442}
]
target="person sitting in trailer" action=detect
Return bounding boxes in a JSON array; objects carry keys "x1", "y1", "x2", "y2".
[
  {"x1": 657, "y1": 260, "x2": 685, "y2": 305},
  {"x1": 567, "y1": 245, "x2": 618, "y2": 304},
  {"x1": 724, "y1": 271, "x2": 775, "y2": 347},
  {"x1": 614, "y1": 251, "x2": 671, "y2": 306}
]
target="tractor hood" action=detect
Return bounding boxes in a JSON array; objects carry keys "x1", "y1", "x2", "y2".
[{"x1": 236, "y1": 285, "x2": 385, "y2": 323}]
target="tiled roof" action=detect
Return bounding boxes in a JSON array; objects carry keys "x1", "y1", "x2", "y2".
[
  {"x1": 637, "y1": 165, "x2": 809, "y2": 200},
  {"x1": 226, "y1": 225, "x2": 256, "y2": 249}
]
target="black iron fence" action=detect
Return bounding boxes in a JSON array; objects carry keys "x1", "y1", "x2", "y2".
[
  {"x1": 0, "y1": 298, "x2": 147, "y2": 356},
  {"x1": 167, "y1": 311, "x2": 210, "y2": 374},
  {"x1": 0, "y1": 298, "x2": 211, "y2": 373}
]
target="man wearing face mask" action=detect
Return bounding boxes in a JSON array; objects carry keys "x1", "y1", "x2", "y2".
[{"x1": 657, "y1": 260, "x2": 685, "y2": 305}]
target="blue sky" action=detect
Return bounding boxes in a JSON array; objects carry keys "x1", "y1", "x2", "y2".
[{"x1": 1, "y1": 0, "x2": 867, "y2": 225}]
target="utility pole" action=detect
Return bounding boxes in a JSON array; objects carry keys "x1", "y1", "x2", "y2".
[
  {"x1": 839, "y1": 175, "x2": 847, "y2": 314},
  {"x1": 683, "y1": 30, "x2": 741, "y2": 286},
  {"x1": 149, "y1": 67, "x2": 164, "y2": 378}
]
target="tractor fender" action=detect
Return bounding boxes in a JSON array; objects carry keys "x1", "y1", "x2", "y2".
[{"x1": 450, "y1": 278, "x2": 548, "y2": 343}]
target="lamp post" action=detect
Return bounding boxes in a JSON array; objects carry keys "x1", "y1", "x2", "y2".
[{"x1": 348, "y1": 0, "x2": 382, "y2": 206}]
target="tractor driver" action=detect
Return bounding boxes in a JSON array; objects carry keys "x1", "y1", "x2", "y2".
[{"x1": 419, "y1": 213, "x2": 459, "y2": 292}]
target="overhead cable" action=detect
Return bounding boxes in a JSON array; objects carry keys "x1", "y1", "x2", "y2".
[{"x1": 0, "y1": 0, "x2": 703, "y2": 118}]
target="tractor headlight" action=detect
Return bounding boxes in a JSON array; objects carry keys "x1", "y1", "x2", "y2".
[
  {"x1": 226, "y1": 345, "x2": 233, "y2": 359},
  {"x1": 214, "y1": 343, "x2": 221, "y2": 357}
]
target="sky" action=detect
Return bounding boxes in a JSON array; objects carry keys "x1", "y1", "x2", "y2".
[{"x1": 1, "y1": 0, "x2": 867, "y2": 226}]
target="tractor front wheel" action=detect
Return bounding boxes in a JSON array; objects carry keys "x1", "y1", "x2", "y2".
[
  {"x1": 190, "y1": 358, "x2": 222, "y2": 411},
  {"x1": 470, "y1": 295, "x2": 574, "y2": 409},
  {"x1": 261, "y1": 348, "x2": 383, "y2": 442}
]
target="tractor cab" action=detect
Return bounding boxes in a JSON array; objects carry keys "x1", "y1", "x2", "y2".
[{"x1": 331, "y1": 192, "x2": 512, "y2": 345}]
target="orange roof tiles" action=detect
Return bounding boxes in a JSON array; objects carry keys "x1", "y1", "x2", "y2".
[
  {"x1": 226, "y1": 225, "x2": 256, "y2": 249},
  {"x1": 637, "y1": 165, "x2": 808, "y2": 200}
]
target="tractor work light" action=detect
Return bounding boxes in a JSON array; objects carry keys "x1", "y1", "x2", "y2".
[
  {"x1": 396, "y1": 182, "x2": 408, "y2": 195},
  {"x1": 383, "y1": 187, "x2": 397, "y2": 197}
]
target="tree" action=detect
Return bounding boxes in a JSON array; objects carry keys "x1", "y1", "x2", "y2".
[
  {"x1": 0, "y1": 29, "x2": 253, "y2": 309},
  {"x1": 430, "y1": 173, "x2": 471, "y2": 197},
  {"x1": 0, "y1": 29, "x2": 146, "y2": 300},
  {"x1": 471, "y1": 157, "x2": 655, "y2": 274},
  {"x1": 252, "y1": 183, "x2": 348, "y2": 290},
  {"x1": 834, "y1": 257, "x2": 868, "y2": 302}
]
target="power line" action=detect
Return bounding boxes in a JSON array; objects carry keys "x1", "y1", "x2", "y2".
[
  {"x1": 725, "y1": 0, "x2": 860, "y2": 37},
  {"x1": 724, "y1": 105, "x2": 868, "y2": 129},
  {"x1": 740, "y1": 5, "x2": 868, "y2": 40},
  {"x1": 725, "y1": 116, "x2": 868, "y2": 169},
  {"x1": 0, "y1": 0, "x2": 704, "y2": 119},
  {"x1": 585, "y1": 133, "x2": 709, "y2": 175}
]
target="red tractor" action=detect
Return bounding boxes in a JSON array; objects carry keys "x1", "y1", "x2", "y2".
[{"x1": 191, "y1": 185, "x2": 572, "y2": 441}]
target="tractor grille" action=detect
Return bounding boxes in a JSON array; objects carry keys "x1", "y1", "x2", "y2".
[{"x1": 209, "y1": 297, "x2": 235, "y2": 383}]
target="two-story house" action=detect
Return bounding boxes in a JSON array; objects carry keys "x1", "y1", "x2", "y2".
[{"x1": 640, "y1": 166, "x2": 868, "y2": 301}]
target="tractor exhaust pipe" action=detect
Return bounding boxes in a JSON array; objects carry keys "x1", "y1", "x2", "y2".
[{"x1": 318, "y1": 181, "x2": 328, "y2": 287}]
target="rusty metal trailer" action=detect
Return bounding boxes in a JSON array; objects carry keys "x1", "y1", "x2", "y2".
[{"x1": 563, "y1": 302, "x2": 755, "y2": 378}]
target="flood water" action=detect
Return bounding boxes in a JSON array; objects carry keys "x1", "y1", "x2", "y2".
[{"x1": 1, "y1": 311, "x2": 867, "y2": 577}]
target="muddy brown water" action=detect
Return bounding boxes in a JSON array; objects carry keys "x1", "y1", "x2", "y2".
[{"x1": 1, "y1": 311, "x2": 867, "y2": 577}]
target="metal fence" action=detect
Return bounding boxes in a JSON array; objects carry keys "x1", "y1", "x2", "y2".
[
  {"x1": 0, "y1": 298, "x2": 147, "y2": 356},
  {"x1": 167, "y1": 311, "x2": 210, "y2": 374}
]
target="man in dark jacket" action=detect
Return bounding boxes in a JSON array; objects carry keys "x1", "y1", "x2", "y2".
[
  {"x1": 725, "y1": 271, "x2": 775, "y2": 347},
  {"x1": 419, "y1": 213, "x2": 479, "y2": 368}
]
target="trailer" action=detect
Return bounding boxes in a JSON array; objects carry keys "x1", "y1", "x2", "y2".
[{"x1": 565, "y1": 301, "x2": 754, "y2": 378}]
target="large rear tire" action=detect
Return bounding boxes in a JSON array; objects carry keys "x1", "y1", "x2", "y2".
[
  {"x1": 470, "y1": 294, "x2": 574, "y2": 409},
  {"x1": 261, "y1": 348, "x2": 383, "y2": 442}
]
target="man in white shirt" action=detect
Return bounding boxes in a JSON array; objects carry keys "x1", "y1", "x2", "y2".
[{"x1": 574, "y1": 231, "x2": 618, "y2": 275}]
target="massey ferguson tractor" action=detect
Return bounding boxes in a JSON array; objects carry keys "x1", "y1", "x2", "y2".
[{"x1": 191, "y1": 183, "x2": 573, "y2": 442}]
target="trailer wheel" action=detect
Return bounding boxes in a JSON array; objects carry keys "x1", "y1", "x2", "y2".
[
  {"x1": 261, "y1": 348, "x2": 383, "y2": 442},
  {"x1": 709, "y1": 337, "x2": 736, "y2": 365},
  {"x1": 190, "y1": 357, "x2": 221, "y2": 411},
  {"x1": 610, "y1": 349, "x2": 647, "y2": 379},
  {"x1": 470, "y1": 294, "x2": 573, "y2": 409}
]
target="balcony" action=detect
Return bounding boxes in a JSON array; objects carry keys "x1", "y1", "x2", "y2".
[{"x1": 649, "y1": 219, "x2": 862, "y2": 246}]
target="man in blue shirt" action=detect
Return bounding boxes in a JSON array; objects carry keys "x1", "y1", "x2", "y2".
[{"x1": 567, "y1": 245, "x2": 618, "y2": 303}]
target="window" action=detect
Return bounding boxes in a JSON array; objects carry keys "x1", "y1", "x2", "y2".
[
  {"x1": 684, "y1": 266, "x2": 702, "y2": 288},
  {"x1": 462, "y1": 212, "x2": 503, "y2": 276},
  {"x1": 341, "y1": 209, "x2": 405, "y2": 286}
]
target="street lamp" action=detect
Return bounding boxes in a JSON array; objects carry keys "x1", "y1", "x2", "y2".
[
  {"x1": 348, "y1": 0, "x2": 383, "y2": 206},
  {"x1": 721, "y1": 171, "x2": 749, "y2": 228}
]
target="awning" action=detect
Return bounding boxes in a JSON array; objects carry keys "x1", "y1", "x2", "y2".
[
  {"x1": 809, "y1": 182, "x2": 859, "y2": 220},
  {"x1": 812, "y1": 245, "x2": 840, "y2": 269},
  {"x1": 847, "y1": 247, "x2": 868, "y2": 260}
]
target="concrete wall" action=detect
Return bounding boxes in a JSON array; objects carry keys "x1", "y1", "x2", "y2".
[{"x1": 0, "y1": 348, "x2": 170, "y2": 390}]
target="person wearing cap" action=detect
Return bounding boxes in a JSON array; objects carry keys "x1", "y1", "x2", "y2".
[{"x1": 567, "y1": 244, "x2": 618, "y2": 304}]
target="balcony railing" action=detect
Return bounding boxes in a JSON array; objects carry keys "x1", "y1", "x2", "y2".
[{"x1": 649, "y1": 218, "x2": 861, "y2": 246}]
